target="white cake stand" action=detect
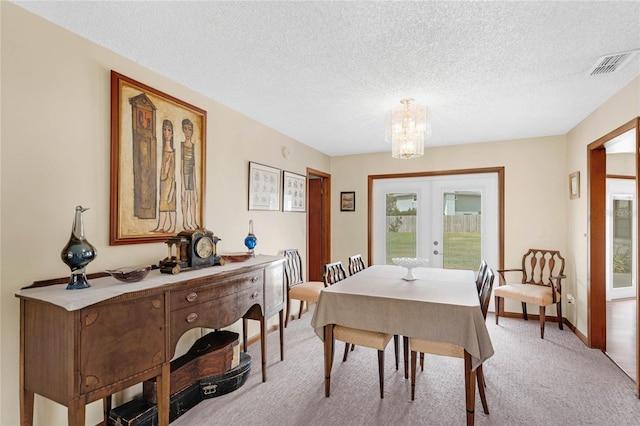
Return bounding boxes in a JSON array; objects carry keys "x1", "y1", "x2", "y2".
[{"x1": 392, "y1": 257, "x2": 429, "y2": 281}]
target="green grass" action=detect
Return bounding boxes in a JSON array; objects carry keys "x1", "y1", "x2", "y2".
[{"x1": 386, "y1": 231, "x2": 480, "y2": 270}]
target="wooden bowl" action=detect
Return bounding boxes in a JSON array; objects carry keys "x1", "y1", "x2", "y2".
[
  {"x1": 106, "y1": 265, "x2": 152, "y2": 283},
  {"x1": 220, "y1": 252, "x2": 252, "y2": 262}
]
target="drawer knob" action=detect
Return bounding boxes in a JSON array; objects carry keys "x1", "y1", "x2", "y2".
[
  {"x1": 251, "y1": 291, "x2": 259, "y2": 299},
  {"x1": 186, "y1": 312, "x2": 198, "y2": 323},
  {"x1": 186, "y1": 292, "x2": 198, "y2": 302},
  {"x1": 250, "y1": 276, "x2": 259, "y2": 283}
]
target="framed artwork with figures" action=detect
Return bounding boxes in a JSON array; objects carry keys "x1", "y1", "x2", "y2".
[{"x1": 110, "y1": 71, "x2": 206, "y2": 245}]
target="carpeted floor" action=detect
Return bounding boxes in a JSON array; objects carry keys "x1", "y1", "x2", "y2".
[{"x1": 173, "y1": 307, "x2": 640, "y2": 425}]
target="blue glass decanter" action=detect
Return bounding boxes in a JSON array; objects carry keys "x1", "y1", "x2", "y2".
[
  {"x1": 61, "y1": 206, "x2": 97, "y2": 289},
  {"x1": 244, "y1": 220, "x2": 257, "y2": 256}
]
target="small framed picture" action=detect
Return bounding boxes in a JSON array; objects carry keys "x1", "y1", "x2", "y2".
[
  {"x1": 248, "y1": 162, "x2": 281, "y2": 211},
  {"x1": 569, "y1": 171, "x2": 580, "y2": 200},
  {"x1": 282, "y1": 171, "x2": 306, "y2": 212},
  {"x1": 340, "y1": 191, "x2": 356, "y2": 212}
]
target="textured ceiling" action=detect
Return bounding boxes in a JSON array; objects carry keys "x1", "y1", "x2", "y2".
[{"x1": 13, "y1": 1, "x2": 640, "y2": 156}]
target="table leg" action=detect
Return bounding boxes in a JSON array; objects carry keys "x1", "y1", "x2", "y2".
[
  {"x1": 157, "y1": 362, "x2": 170, "y2": 426},
  {"x1": 260, "y1": 315, "x2": 267, "y2": 382},
  {"x1": 403, "y1": 336, "x2": 409, "y2": 379},
  {"x1": 67, "y1": 397, "x2": 86, "y2": 426},
  {"x1": 279, "y1": 309, "x2": 285, "y2": 361},
  {"x1": 464, "y1": 350, "x2": 475, "y2": 426},
  {"x1": 324, "y1": 324, "x2": 334, "y2": 397},
  {"x1": 20, "y1": 388, "x2": 34, "y2": 426},
  {"x1": 103, "y1": 395, "x2": 112, "y2": 425}
]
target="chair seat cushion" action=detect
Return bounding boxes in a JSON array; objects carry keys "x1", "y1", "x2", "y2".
[
  {"x1": 334, "y1": 325, "x2": 392, "y2": 351},
  {"x1": 410, "y1": 338, "x2": 464, "y2": 358},
  {"x1": 494, "y1": 283, "x2": 555, "y2": 306},
  {"x1": 288, "y1": 281, "x2": 324, "y2": 303}
]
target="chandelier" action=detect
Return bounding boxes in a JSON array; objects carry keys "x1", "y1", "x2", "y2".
[{"x1": 386, "y1": 98, "x2": 431, "y2": 159}]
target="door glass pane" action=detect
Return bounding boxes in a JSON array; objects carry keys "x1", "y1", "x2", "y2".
[
  {"x1": 613, "y1": 198, "x2": 633, "y2": 289},
  {"x1": 385, "y1": 192, "x2": 417, "y2": 264},
  {"x1": 442, "y1": 190, "x2": 481, "y2": 270}
]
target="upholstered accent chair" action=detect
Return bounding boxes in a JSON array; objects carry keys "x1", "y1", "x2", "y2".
[
  {"x1": 494, "y1": 249, "x2": 565, "y2": 338},
  {"x1": 283, "y1": 249, "x2": 325, "y2": 327},
  {"x1": 408, "y1": 268, "x2": 495, "y2": 414},
  {"x1": 323, "y1": 260, "x2": 395, "y2": 398}
]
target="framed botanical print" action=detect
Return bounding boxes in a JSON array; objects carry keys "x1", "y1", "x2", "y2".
[
  {"x1": 110, "y1": 71, "x2": 206, "y2": 245},
  {"x1": 341, "y1": 191, "x2": 356, "y2": 211},
  {"x1": 282, "y1": 171, "x2": 306, "y2": 212},
  {"x1": 248, "y1": 162, "x2": 281, "y2": 211},
  {"x1": 569, "y1": 171, "x2": 580, "y2": 200}
]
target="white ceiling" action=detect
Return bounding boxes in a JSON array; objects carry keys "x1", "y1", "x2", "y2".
[{"x1": 13, "y1": 1, "x2": 640, "y2": 156}]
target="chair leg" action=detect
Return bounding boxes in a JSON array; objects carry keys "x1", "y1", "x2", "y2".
[
  {"x1": 410, "y1": 350, "x2": 417, "y2": 400},
  {"x1": 394, "y1": 335, "x2": 399, "y2": 370},
  {"x1": 298, "y1": 301, "x2": 305, "y2": 319},
  {"x1": 522, "y1": 302, "x2": 528, "y2": 320},
  {"x1": 420, "y1": 352, "x2": 425, "y2": 371},
  {"x1": 285, "y1": 296, "x2": 291, "y2": 328},
  {"x1": 539, "y1": 305, "x2": 546, "y2": 339},
  {"x1": 495, "y1": 296, "x2": 500, "y2": 325},
  {"x1": 377, "y1": 349, "x2": 385, "y2": 399},
  {"x1": 476, "y1": 365, "x2": 489, "y2": 414},
  {"x1": 342, "y1": 342, "x2": 351, "y2": 362},
  {"x1": 557, "y1": 301, "x2": 564, "y2": 330}
]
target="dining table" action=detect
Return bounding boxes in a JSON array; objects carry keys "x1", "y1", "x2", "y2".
[{"x1": 310, "y1": 264, "x2": 494, "y2": 425}]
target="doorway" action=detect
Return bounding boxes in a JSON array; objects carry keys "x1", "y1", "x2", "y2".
[
  {"x1": 588, "y1": 118, "x2": 640, "y2": 392},
  {"x1": 307, "y1": 168, "x2": 331, "y2": 282}
]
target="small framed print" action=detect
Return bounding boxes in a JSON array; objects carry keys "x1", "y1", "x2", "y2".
[
  {"x1": 569, "y1": 171, "x2": 580, "y2": 200},
  {"x1": 340, "y1": 191, "x2": 356, "y2": 212},
  {"x1": 248, "y1": 162, "x2": 281, "y2": 211},
  {"x1": 282, "y1": 171, "x2": 306, "y2": 212}
]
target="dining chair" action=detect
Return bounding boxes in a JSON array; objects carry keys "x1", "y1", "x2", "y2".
[
  {"x1": 476, "y1": 259, "x2": 488, "y2": 294},
  {"x1": 494, "y1": 249, "x2": 565, "y2": 338},
  {"x1": 408, "y1": 268, "x2": 495, "y2": 415},
  {"x1": 283, "y1": 249, "x2": 325, "y2": 327},
  {"x1": 348, "y1": 254, "x2": 366, "y2": 276},
  {"x1": 323, "y1": 260, "x2": 395, "y2": 398}
]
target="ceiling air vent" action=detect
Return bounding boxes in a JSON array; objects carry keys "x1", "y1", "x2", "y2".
[{"x1": 588, "y1": 50, "x2": 638, "y2": 76}]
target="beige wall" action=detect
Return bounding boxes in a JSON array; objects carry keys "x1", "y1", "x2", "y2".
[
  {"x1": 566, "y1": 76, "x2": 640, "y2": 334},
  {"x1": 1, "y1": 4, "x2": 329, "y2": 425},
  {"x1": 3, "y1": 2, "x2": 640, "y2": 425}
]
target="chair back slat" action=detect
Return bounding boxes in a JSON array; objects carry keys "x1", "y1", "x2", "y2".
[
  {"x1": 475, "y1": 260, "x2": 488, "y2": 293},
  {"x1": 324, "y1": 261, "x2": 348, "y2": 286},
  {"x1": 479, "y1": 269, "x2": 495, "y2": 319},
  {"x1": 521, "y1": 249, "x2": 565, "y2": 286},
  {"x1": 283, "y1": 249, "x2": 304, "y2": 288},
  {"x1": 348, "y1": 254, "x2": 366, "y2": 276}
]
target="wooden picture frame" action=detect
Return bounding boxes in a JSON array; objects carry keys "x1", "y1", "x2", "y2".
[
  {"x1": 110, "y1": 71, "x2": 206, "y2": 245},
  {"x1": 248, "y1": 162, "x2": 281, "y2": 211},
  {"x1": 282, "y1": 171, "x2": 306, "y2": 212},
  {"x1": 340, "y1": 191, "x2": 356, "y2": 212},
  {"x1": 569, "y1": 171, "x2": 580, "y2": 200}
]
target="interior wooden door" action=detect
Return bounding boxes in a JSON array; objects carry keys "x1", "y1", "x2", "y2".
[{"x1": 307, "y1": 169, "x2": 331, "y2": 282}]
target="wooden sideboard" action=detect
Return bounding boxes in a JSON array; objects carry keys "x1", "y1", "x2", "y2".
[{"x1": 16, "y1": 255, "x2": 285, "y2": 426}]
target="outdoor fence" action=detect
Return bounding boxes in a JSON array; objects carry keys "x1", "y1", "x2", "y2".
[{"x1": 387, "y1": 215, "x2": 481, "y2": 233}]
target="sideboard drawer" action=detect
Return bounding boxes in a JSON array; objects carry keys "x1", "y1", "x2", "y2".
[
  {"x1": 170, "y1": 271, "x2": 263, "y2": 311},
  {"x1": 170, "y1": 279, "x2": 263, "y2": 346}
]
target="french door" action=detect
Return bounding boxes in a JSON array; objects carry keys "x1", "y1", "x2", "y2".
[
  {"x1": 372, "y1": 173, "x2": 498, "y2": 271},
  {"x1": 606, "y1": 178, "x2": 636, "y2": 300}
]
